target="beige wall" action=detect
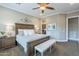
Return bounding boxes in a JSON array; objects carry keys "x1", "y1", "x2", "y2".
[
  {"x1": 45, "y1": 11, "x2": 79, "y2": 41},
  {"x1": 45, "y1": 14, "x2": 66, "y2": 41},
  {"x1": 0, "y1": 6, "x2": 40, "y2": 32}
]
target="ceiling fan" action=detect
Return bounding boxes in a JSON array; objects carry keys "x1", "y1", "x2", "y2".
[{"x1": 32, "y1": 3, "x2": 55, "y2": 14}]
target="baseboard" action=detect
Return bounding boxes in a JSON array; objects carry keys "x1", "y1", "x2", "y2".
[
  {"x1": 56, "y1": 39, "x2": 68, "y2": 42},
  {"x1": 68, "y1": 38, "x2": 79, "y2": 41}
]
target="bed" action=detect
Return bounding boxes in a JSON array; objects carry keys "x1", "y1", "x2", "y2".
[{"x1": 15, "y1": 23, "x2": 50, "y2": 56}]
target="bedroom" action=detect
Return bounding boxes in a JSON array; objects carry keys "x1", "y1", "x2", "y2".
[{"x1": 0, "y1": 3, "x2": 79, "y2": 56}]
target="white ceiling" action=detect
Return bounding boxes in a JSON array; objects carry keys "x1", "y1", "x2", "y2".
[{"x1": 0, "y1": 3, "x2": 79, "y2": 18}]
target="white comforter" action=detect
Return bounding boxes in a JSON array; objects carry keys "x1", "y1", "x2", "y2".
[{"x1": 16, "y1": 34, "x2": 49, "y2": 52}]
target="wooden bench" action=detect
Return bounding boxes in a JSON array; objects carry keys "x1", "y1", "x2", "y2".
[{"x1": 35, "y1": 39, "x2": 56, "y2": 56}]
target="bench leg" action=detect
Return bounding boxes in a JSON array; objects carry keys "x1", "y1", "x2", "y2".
[
  {"x1": 50, "y1": 46, "x2": 51, "y2": 53},
  {"x1": 35, "y1": 49, "x2": 36, "y2": 56}
]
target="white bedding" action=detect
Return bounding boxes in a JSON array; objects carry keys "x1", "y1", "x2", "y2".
[{"x1": 16, "y1": 34, "x2": 49, "y2": 53}]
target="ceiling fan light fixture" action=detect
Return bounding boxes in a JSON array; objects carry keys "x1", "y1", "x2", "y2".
[
  {"x1": 32, "y1": 3, "x2": 55, "y2": 15},
  {"x1": 40, "y1": 6, "x2": 46, "y2": 10}
]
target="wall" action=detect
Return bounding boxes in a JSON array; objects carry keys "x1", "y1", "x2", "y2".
[
  {"x1": 45, "y1": 14, "x2": 66, "y2": 41},
  {"x1": 0, "y1": 6, "x2": 40, "y2": 33},
  {"x1": 45, "y1": 11, "x2": 79, "y2": 41}
]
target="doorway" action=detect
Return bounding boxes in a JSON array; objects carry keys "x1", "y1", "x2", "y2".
[{"x1": 42, "y1": 24, "x2": 46, "y2": 34}]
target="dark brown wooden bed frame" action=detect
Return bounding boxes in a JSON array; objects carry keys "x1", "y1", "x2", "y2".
[
  {"x1": 15, "y1": 23, "x2": 50, "y2": 56},
  {"x1": 15, "y1": 23, "x2": 34, "y2": 35}
]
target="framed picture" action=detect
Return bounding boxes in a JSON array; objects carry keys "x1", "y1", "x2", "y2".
[
  {"x1": 47, "y1": 23, "x2": 56, "y2": 30},
  {"x1": 52, "y1": 23, "x2": 56, "y2": 30}
]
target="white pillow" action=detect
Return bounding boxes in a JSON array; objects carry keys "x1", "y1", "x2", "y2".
[
  {"x1": 18, "y1": 29, "x2": 35, "y2": 36},
  {"x1": 18, "y1": 29, "x2": 24, "y2": 36},
  {"x1": 23, "y1": 30, "x2": 29, "y2": 36},
  {"x1": 24, "y1": 29, "x2": 34, "y2": 36},
  {"x1": 29, "y1": 30, "x2": 34, "y2": 35}
]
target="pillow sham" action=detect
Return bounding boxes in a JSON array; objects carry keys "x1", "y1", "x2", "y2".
[
  {"x1": 18, "y1": 29, "x2": 24, "y2": 36},
  {"x1": 18, "y1": 29, "x2": 35, "y2": 36},
  {"x1": 24, "y1": 29, "x2": 35, "y2": 36}
]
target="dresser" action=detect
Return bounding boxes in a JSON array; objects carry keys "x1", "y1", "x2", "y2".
[{"x1": 0, "y1": 37, "x2": 16, "y2": 49}]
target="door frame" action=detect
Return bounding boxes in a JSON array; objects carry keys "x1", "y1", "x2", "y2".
[{"x1": 66, "y1": 15, "x2": 79, "y2": 41}]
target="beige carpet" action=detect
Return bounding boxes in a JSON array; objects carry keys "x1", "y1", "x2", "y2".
[{"x1": 0, "y1": 41, "x2": 79, "y2": 56}]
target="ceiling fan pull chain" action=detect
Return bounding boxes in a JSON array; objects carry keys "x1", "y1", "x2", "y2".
[{"x1": 42, "y1": 10, "x2": 44, "y2": 14}]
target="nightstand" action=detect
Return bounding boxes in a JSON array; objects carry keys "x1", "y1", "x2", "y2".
[{"x1": 0, "y1": 37, "x2": 16, "y2": 49}]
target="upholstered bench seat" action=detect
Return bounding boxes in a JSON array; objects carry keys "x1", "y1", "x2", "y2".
[{"x1": 35, "y1": 39, "x2": 56, "y2": 56}]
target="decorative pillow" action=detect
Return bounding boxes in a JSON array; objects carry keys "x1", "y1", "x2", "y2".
[
  {"x1": 24, "y1": 30, "x2": 29, "y2": 36},
  {"x1": 18, "y1": 29, "x2": 35, "y2": 36},
  {"x1": 18, "y1": 29, "x2": 24, "y2": 36},
  {"x1": 24, "y1": 29, "x2": 34, "y2": 36},
  {"x1": 28, "y1": 30, "x2": 34, "y2": 35}
]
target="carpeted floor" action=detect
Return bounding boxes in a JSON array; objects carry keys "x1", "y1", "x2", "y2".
[{"x1": 0, "y1": 40, "x2": 79, "y2": 56}]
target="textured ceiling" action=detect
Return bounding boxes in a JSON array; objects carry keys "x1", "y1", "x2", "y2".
[{"x1": 0, "y1": 3, "x2": 79, "y2": 18}]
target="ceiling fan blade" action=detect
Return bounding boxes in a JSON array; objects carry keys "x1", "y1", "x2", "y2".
[
  {"x1": 38, "y1": 3, "x2": 49, "y2": 5},
  {"x1": 32, "y1": 7, "x2": 40, "y2": 10},
  {"x1": 46, "y1": 7, "x2": 55, "y2": 10}
]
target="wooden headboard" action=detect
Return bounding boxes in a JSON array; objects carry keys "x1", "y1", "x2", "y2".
[{"x1": 15, "y1": 23, "x2": 34, "y2": 35}]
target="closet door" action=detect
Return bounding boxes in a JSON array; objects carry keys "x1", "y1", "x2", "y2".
[
  {"x1": 78, "y1": 17, "x2": 79, "y2": 40},
  {"x1": 68, "y1": 17, "x2": 78, "y2": 41}
]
